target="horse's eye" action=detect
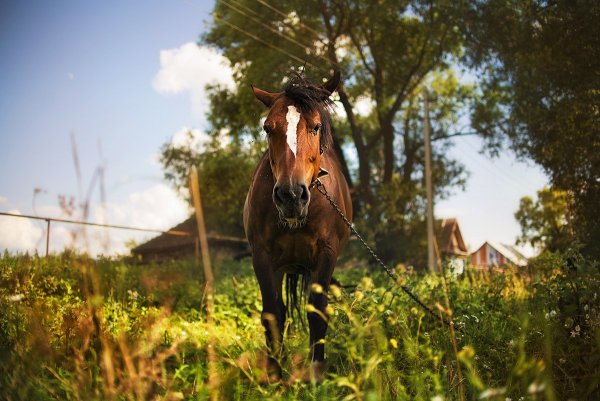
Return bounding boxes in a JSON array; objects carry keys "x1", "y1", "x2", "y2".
[{"x1": 312, "y1": 123, "x2": 322, "y2": 135}]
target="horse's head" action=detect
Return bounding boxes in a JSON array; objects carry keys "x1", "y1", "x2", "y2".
[{"x1": 252, "y1": 72, "x2": 340, "y2": 227}]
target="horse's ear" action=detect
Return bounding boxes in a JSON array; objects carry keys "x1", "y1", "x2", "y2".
[
  {"x1": 322, "y1": 71, "x2": 341, "y2": 96},
  {"x1": 251, "y1": 84, "x2": 278, "y2": 108}
]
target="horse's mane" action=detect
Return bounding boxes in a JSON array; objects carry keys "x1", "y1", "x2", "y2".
[{"x1": 283, "y1": 73, "x2": 335, "y2": 152}]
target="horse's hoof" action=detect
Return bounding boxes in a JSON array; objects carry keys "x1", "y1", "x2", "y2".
[
  {"x1": 256, "y1": 354, "x2": 283, "y2": 385},
  {"x1": 257, "y1": 371, "x2": 282, "y2": 385},
  {"x1": 286, "y1": 361, "x2": 326, "y2": 385},
  {"x1": 309, "y1": 361, "x2": 326, "y2": 384}
]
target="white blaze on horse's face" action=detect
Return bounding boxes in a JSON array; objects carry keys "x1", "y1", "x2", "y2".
[{"x1": 285, "y1": 105, "x2": 301, "y2": 158}]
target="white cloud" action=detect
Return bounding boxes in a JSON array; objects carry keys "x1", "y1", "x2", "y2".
[
  {"x1": 0, "y1": 185, "x2": 190, "y2": 256},
  {"x1": 102, "y1": 184, "x2": 188, "y2": 230},
  {"x1": 90, "y1": 183, "x2": 190, "y2": 255},
  {"x1": 168, "y1": 126, "x2": 232, "y2": 154},
  {"x1": 152, "y1": 43, "x2": 235, "y2": 119},
  {"x1": 170, "y1": 127, "x2": 211, "y2": 150},
  {"x1": 333, "y1": 96, "x2": 374, "y2": 118},
  {"x1": 0, "y1": 210, "x2": 44, "y2": 252}
]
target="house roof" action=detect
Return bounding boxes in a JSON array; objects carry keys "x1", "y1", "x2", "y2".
[
  {"x1": 435, "y1": 218, "x2": 469, "y2": 256},
  {"x1": 132, "y1": 216, "x2": 247, "y2": 256},
  {"x1": 132, "y1": 217, "x2": 197, "y2": 254},
  {"x1": 473, "y1": 241, "x2": 528, "y2": 267}
]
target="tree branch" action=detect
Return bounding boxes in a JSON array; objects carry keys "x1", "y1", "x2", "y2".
[
  {"x1": 347, "y1": 28, "x2": 375, "y2": 77},
  {"x1": 431, "y1": 131, "x2": 479, "y2": 142}
]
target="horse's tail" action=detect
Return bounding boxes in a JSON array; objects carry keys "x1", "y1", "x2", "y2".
[{"x1": 285, "y1": 273, "x2": 309, "y2": 325}]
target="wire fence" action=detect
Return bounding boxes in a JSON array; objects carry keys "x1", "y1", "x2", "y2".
[
  {"x1": 1, "y1": 211, "x2": 523, "y2": 276},
  {"x1": 0, "y1": 211, "x2": 193, "y2": 258}
]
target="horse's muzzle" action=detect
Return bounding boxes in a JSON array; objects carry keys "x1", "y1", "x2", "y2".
[{"x1": 273, "y1": 183, "x2": 310, "y2": 222}]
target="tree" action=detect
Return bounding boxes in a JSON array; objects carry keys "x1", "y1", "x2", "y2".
[
  {"x1": 203, "y1": 0, "x2": 475, "y2": 266},
  {"x1": 463, "y1": 0, "x2": 600, "y2": 257},
  {"x1": 515, "y1": 187, "x2": 571, "y2": 253},
  {"x1": 159, "y1": 132, "x2": 257, "y2": 237}
]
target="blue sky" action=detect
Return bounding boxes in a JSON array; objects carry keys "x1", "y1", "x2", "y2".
[
  {"x1": 0, "y1": 1, "x2": 211, "y2": 198},
  {"x1": 0, "y1": 0, "x2": 548, "y2": 256}
]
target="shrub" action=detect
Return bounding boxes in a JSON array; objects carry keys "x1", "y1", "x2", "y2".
[{"x1": 0, "y1": 250, "x2": 598, "y2": 400}]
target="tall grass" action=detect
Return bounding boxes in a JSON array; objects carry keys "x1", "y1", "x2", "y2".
[{"x1": 0, "y1": 250, "x2": 598, "y2": 400}]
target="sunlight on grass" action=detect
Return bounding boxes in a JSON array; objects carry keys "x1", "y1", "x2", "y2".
[{"x1": 0, "y1": 251, "x2": 599, "y2": 400}]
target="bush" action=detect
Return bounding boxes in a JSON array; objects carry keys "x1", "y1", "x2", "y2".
[{"x1": 0, "y1": 250, "x2": 598, "y2": 400}]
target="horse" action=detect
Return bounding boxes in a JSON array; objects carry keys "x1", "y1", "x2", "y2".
[{"x1": 243, "y1": 71, "x2": 352, "y2": 382}]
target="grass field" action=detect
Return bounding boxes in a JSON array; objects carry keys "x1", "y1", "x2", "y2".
[{"x1": 0, "y1": 250, "x2": 599, "y2": 400}]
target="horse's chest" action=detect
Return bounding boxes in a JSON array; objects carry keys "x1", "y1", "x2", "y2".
[{"x1": 271, "y1": 234, "x2": 317, "y2": 273}]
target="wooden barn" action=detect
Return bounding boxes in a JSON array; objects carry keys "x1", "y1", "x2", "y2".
[
  {"x1": 470, "y1": 241, "x2": 527, "y2": 268},
  {"x1": 132, "y1": 216, "x2": 249, "y2": 262},
  {"x1": 435, "y1": 218, "x2": 469, "y2": 259},
  {"x1": 435, "y1": 218, "x2": 469, "y2": 273}
]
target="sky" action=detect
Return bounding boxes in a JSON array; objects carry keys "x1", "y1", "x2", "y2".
[{"x1": 0, "y1": 0, "x2": 548, "y2": 257}]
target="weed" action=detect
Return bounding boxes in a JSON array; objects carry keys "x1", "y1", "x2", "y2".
[{"x1": 0, "y1": 251, "x2": 598, "y2": 400}]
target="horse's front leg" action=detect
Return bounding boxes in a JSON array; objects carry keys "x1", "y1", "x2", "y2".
[
  {"x1": 307, "y1": 243, "x2": 337, "y2": 381},
  {"x1": 252, "y1": 251, "x2": 285, "y2": 381}
]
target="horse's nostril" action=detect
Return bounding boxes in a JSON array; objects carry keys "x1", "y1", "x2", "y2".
[
  {"x1": 274, "y1": 183, "x2": 309, "y2": 207},
  {"x1": 273, "y1": 186, "x2": 284, "y2": 204},
  {"x1": 300, "y1": 184, "x2": 309, "y2": 203}
]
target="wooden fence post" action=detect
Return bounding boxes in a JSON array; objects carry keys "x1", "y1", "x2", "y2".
[
  {"x1": 189, "y1": 166, "x2": 218, "y2": 400},
  {"x1": 45, "y1": 219, "x2": 51, "y2": 260}
]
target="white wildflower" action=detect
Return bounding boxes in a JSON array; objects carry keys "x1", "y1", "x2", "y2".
[
  {"x1": 8, "y1": 294, "x2": 24, "y2": 302},
  {"x1": 527, "y1": 381, "x2": 546, "y2": 394},
  {"x1": 479, "y1": 387, "x2": 506, "y2": 399}
]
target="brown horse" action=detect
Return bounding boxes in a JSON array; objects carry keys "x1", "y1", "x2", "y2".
[{"x1": 244, "y1": 71, "x2": 352, "y2": 382}]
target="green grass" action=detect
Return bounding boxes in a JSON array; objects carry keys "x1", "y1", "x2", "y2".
[{"x1": 0, "y1": 250, "x2": 599, "y2": 400}]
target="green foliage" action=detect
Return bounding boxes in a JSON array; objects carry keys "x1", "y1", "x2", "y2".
[
  {"x1": 202, "y1": 0, "x2": 477, "y2": 266},
  {"x1": 189, "y1": 0, "x2": 600, "y2": 263},
  {"x1": 463, "y1": 0, "x2": 600, "y2": 257},
  {"x1": 364, "y1": 71, "x2": 472, "y2": 265},
  {"x1": 1, "y1": 251, "x2": 599, "y2": 400},
  {"x1": 515, "y1": 187, "x2": 571, "y2": 253},
  {"x1": 160, "y1": 134, "x2": 259, "y2": 236}
]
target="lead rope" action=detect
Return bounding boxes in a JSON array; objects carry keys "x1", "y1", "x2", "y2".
[{"x1": 311, "y1": 178, "x2": 458, "y2": 331}]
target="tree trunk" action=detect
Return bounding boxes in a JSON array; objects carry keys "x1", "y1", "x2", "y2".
[
  {"x1": 319, "y1": 2, "x2": 372, "y2": 207},
  {"x1": 331, "y1": 133, "x2": 353, "y2": 189},
  {"x1": 381, "y1": 117, "x2": 395, "y2": 183}
]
